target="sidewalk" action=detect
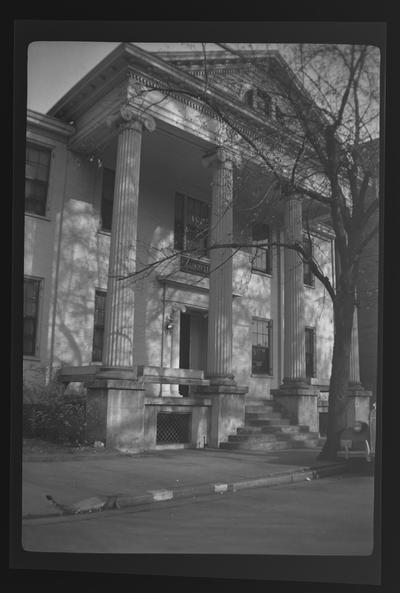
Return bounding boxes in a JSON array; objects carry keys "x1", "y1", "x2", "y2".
[{"x1": 22, "y1": 447, "x2": 348, "y2": 520}]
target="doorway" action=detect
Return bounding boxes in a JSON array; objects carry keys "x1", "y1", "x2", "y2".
[{"x1": 179, "y1": 309, "x2": 208, "y2": 395}]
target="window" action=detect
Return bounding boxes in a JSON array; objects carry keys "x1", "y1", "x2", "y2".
[
  {"x1": 101, "y1": 168, "x2": 115, "y2": 232},
  {"x1": 25, "y1": 143, "x2": 51, "y2": 216},
  {"x1": 243, "y1": 88, "x2": 255, "y2": 108},
  {"x1": 251, "y1": 222, "x2": 272, "y2": 274},
  {"x1": 303, "y1": 235, "x2": 314, "y2": 286},
  {"x1": 174, "y1": 193, "x2": 209, "y2": 255},
  {"x1": 23, "y1": 277, "x2": 41, "y2": 356},
  {"x1": 305, "y1": 327, "x2": 316, "y2": 378},
  {"x1": 275, "y1": 105, "x2": 285, "y2": 124},
  {"x1": 252, "y1": 318, "x2": 272, "y2": 375},
  {"x1": 256, "y1": 90, "x2": 272, "y2": 117},
  {"x1": 92, "y1": 290, "x2": 107, "y2": 362}
]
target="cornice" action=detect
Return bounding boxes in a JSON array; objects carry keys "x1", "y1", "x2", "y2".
[{"x1": 27, "y1": 109, "x2": 75, "y2": 138}]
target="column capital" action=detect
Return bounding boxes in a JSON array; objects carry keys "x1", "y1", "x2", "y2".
[
  {"x1": 106, "y1": 105, "x2": 156, "y2": 134},
  {"x1": 202, "y1": 147, "x2": 238, "y2": 170}
]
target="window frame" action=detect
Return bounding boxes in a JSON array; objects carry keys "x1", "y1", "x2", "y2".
[
  {"x1": 92, "y1": 289, "x2": 107, "y2": 363},
  {"x1": 303, "y1": 234, "x2": 315, "y2": 287},
  {"x1": 25, "y1": 142, "x2": 52, "y2": 218},
  {"x1": 251, "y1": 317, "x2": 273, "y2": 376},
  {"x1": 174, "y1": 192, "x2": 210, "y2": 258},
  {"x1": 23, "y1": 276, "x2": 42, "y2": 357},
  {"x1": 251, "y1": 222, "x2": 272, "y2": 275},
  {"x1": 100, "y1": 167, "x2": 116, "y2": 233},
  {"x1": 305, "y1": 326, "x2": 316, "y2": 379}
]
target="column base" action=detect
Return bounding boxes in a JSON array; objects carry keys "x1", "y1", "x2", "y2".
[
  {"x1": 85, "y1": 374, "x2": 145, "y2": 453},
  {"x1": 194, "y1": 383, "x2": 248, "y2": 447},
  {"x1": 272, "y1": 382, "x2": 319, "y2": 433},
  {"x1": 343, "y1": 384, "x2": 372, "y2": 428}
]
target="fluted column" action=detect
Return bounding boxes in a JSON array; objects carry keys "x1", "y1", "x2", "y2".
[
  {"x1": 202, "y1": 148, "x2": 235, "y2": 384},
  {"x1": 283, "y1": 196, "x2": 306, "y2": 383},
  {"x1": 102, "y1": 106, "x2": 155, "y2": 368},
  {"x1": 349, "y1": 307, "x2": 361, "y2": 385}
]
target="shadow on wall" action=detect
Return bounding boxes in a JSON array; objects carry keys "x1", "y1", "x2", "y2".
[{"x1": 54, "y1": 197, "x2": 101, "y2": 367}]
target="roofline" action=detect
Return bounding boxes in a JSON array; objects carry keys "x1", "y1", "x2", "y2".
[
  {"x1": 27, "y1": 109, "x2": 75, "y2": 137},
  {"x1": 47, "y1": 43, "x2": 289, "y2": 120},
  {"x1": 153, "y1": 48, "x2": 280, "y2": 63}
]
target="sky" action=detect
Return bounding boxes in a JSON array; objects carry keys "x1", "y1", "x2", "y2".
[
  {"x1": 27, "y1": 42, "x2": 213, "y2": 114},
  {"x1": 27, "y1": 41, "x2": 281, "y2": 114},
  {"x1": 28, "y1": 42, "x2": 120, "y2": 114}
]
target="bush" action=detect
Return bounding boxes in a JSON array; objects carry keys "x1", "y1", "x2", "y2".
[{"x1": 23, "y1": 377, "x2": 87, "y2": 444}]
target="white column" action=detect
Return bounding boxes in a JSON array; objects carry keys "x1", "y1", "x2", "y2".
[
  {"x1": 349, "y1": 307, "x2": 361, "y2": 385},
  {"x1": 202, "y1": 148, "x2": 235, "y2": 384},
  {"x1": 102, "y1": 106, "x2": 155, "y2": 368},
  {"x1": 283, "y1": 196, "x2": 306, "y2": 383}
]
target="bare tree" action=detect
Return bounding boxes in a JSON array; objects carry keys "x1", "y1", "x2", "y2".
[{"x1": 114, "y1": 42, "x2": 380, "y2": 460}]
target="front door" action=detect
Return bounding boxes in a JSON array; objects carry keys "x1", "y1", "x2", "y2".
[{"x1": 179, "y1": 310, "x2": 208, "y2": 395}]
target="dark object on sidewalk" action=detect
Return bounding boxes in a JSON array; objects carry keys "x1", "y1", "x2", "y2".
[
  {"x1": 337, "y1": 405, "x2": 376, "y2": 463},
  {"x1": 45, "y1": 494, "x2": 119, "y2": 515}
]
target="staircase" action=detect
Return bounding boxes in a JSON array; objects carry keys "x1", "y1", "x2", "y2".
[{"x1": 220, "y1": 399, "x2": 322, "y2": 452}]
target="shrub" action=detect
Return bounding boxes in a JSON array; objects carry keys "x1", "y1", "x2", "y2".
[{"x1": 23, "y1": 376, "x2": 87, "y2": 444}]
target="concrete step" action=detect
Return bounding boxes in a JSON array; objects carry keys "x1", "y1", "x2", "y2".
[
  {"x1": 245, "y1": 399, "x2": 274, "y2": 407},
  {"x1": 245, "y1": 411, "x2": 284, "y2": 421},
  {"x1": 237, "y1": 426, "x2": 264, "y2": 435},
  {"x1": 227, "y1": 433, "x2": 281, "y2": 443},
  {"x1": 244, "y1": 404, "x2": 276, "y2": 414},
  {"x1": 249, "y1": 418, "x2": 292, "y2": 427},
  {"x1": 256, "y1": 425, "x2": 306, "y2": 435}
]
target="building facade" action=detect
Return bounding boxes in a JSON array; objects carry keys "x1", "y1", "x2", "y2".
[{"x1": 23, "y1": 43, "x2": 371, "y2": 452}]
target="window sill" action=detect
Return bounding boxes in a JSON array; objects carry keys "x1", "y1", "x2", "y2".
[
  {"x1": 252, "y1": 269, "x2": 272, "y2": 278},
  {"x1": 25, "y1": 212, "x2": 51, "y2": 222},
  {"x1": 304, "y1": 282, "x2": 315, "y2": 289},
  {"x1": 251, "y1": 373, "x2": 273, "y2": 379},
  {"x1": 97, "y1": 229, "x2": 111, "y2": 236}
]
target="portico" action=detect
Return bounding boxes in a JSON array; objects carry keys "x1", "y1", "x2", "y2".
[{"x1": 26, "y1": 43, "x2": 370, "y2": 454}]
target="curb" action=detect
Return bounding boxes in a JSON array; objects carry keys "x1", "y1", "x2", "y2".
[{"x1": 22, "y1": 462, "x2": 348, "y2": 521}]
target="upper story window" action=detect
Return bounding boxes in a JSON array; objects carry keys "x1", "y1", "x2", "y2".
[
  {"x1": 305, "y1": 327, "x2": 316, "y2": 378},
  {"x1": 23, "y1": 277, "x2": 41, "y2": 356},
  {"x1": 256, "y1": 90, "x2": 272, "y2": 118},
  {"x1": 25, "y1": 143, "x2": 51, "y2": 216},
  {"x1": 251, "y1": 222, "x2": 272, "y2": 275},
  {"x1": 92, "y1": 289, "x2": 106, "y2": 362},
  {"x1": 275, "y1": 105, "x2": 285, "y2": 125},
  {"x1": 252, "y1": 318, "x2": 273, "y2": 375},
  {"x1": 243, "y1": 89, "x2": 256, "y2": 108},
  {"x1": 303, "y1": 235, "x2": 315, "y2": 287},
  {"x1": 174, "y1": 193, "x2": 209, "y2": 256},
  {"x1": 100, "y1": 167, "x2": 115, "y2": 232},
  {"x1": 243, "y1": 88, "x2": 272, "y2": 118}
]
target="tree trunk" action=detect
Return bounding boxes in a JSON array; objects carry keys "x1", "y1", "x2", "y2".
[{"x1": 318, "y1": 292, "x2": 354, "y2": 460}]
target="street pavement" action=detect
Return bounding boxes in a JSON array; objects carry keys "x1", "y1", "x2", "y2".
[
  {"x1": 21, "y1": 474, "x2": 375, "y2": 555},
  {"x1": 21, "y1": 446, "x2": 351, "y2": 520}
]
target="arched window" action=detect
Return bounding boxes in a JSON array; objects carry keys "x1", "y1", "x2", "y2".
[
  {"x1": 243, "y1": 88, "x2": 255, "y2": 108},
  {"x1": 257, "y1": 90, "x2": 272, "y2": 117}
]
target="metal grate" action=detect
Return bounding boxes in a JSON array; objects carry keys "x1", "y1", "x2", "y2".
[{"x1": 156, "y1": 412, "x2": 191, "y2": 444}]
